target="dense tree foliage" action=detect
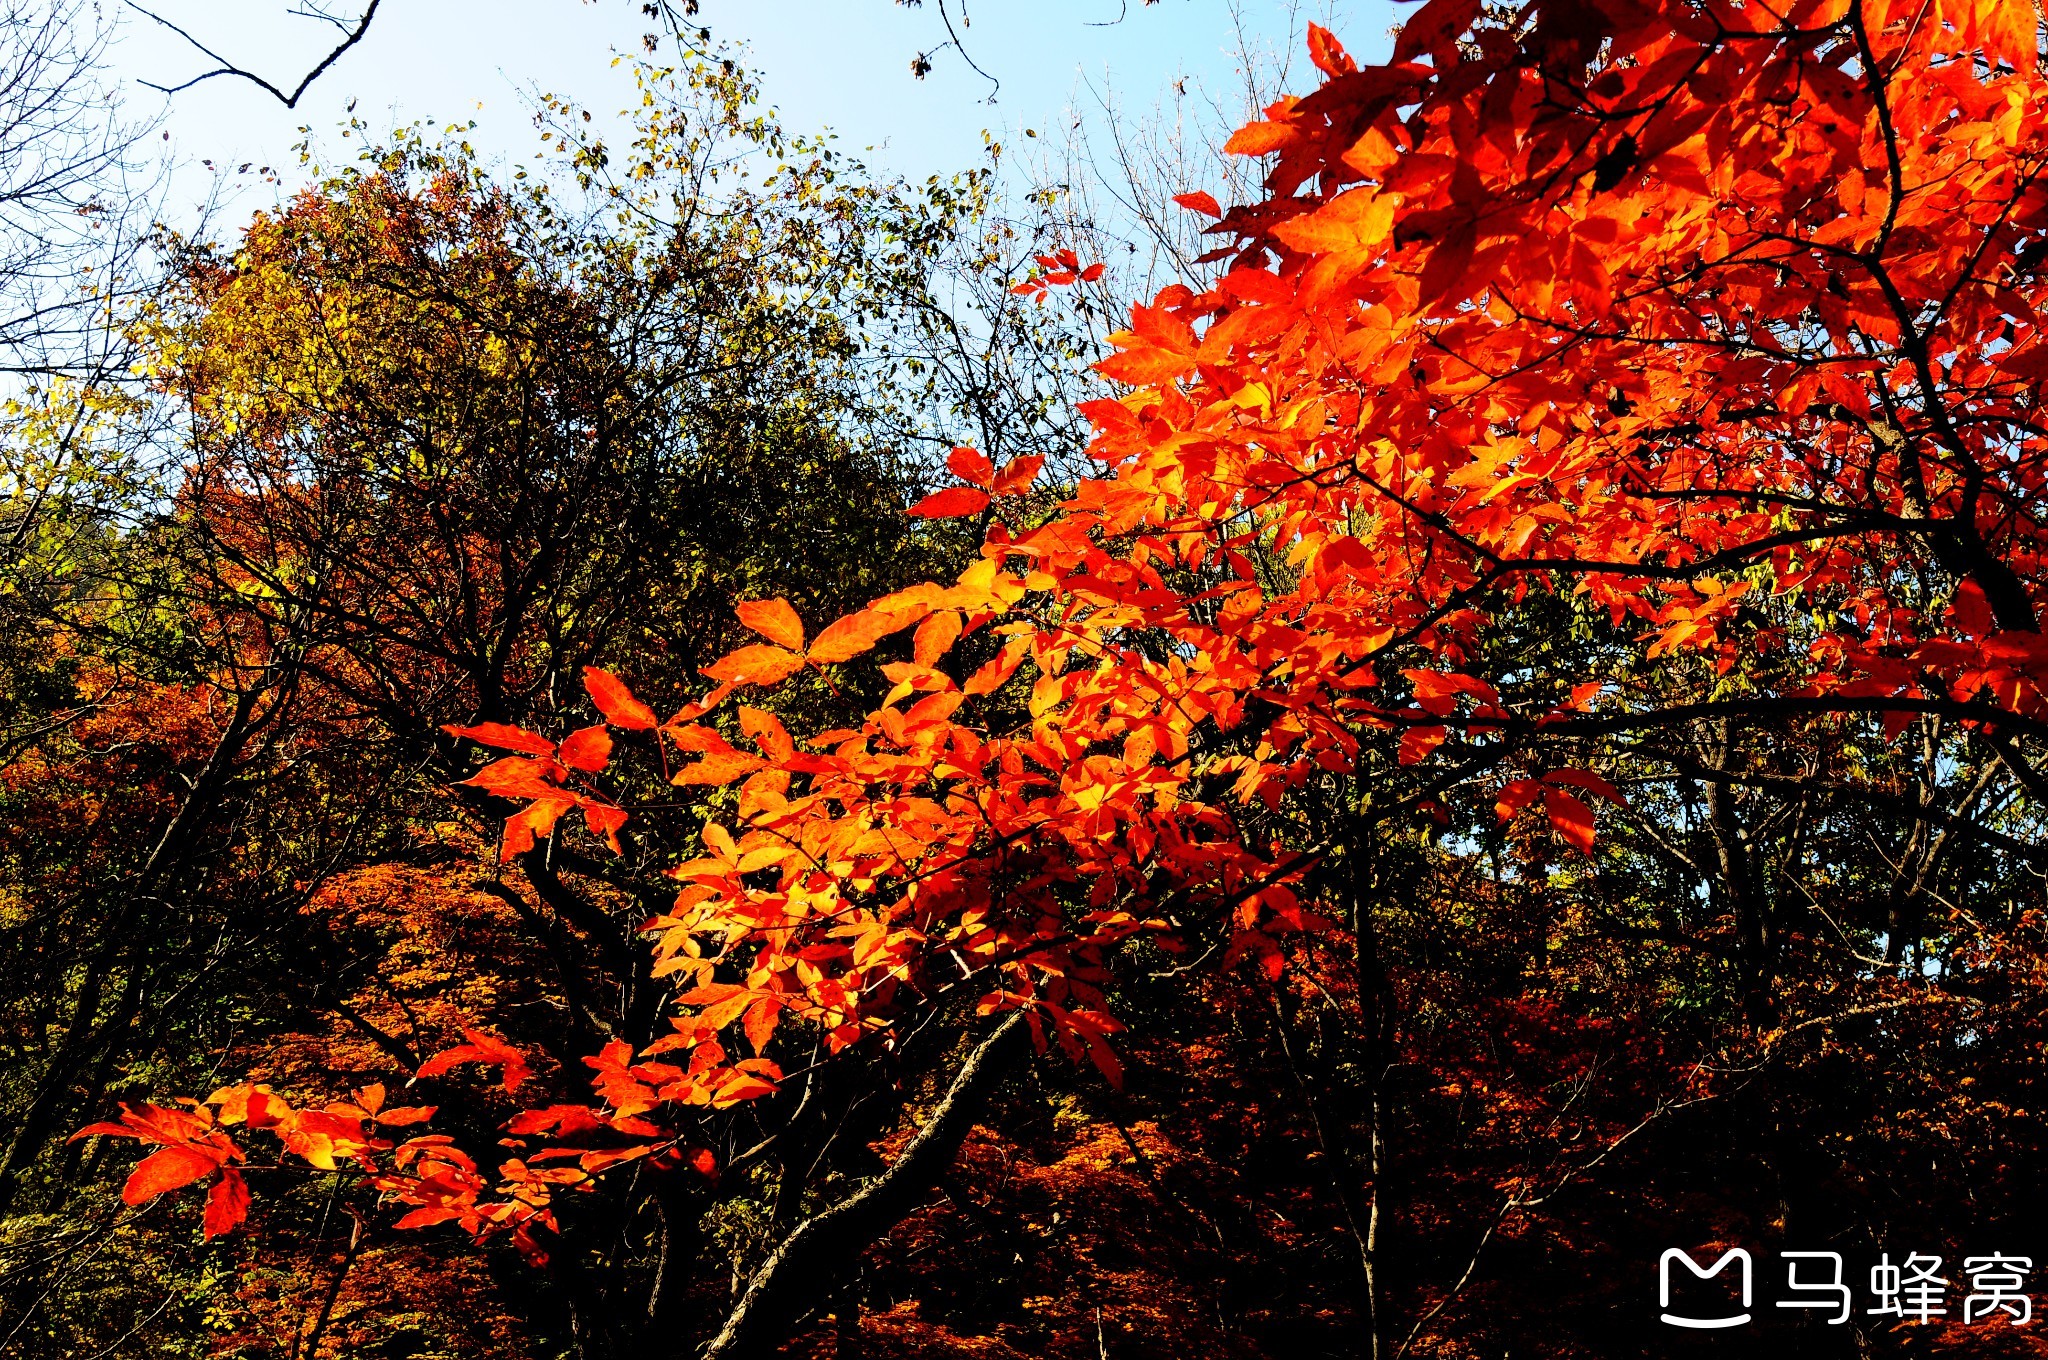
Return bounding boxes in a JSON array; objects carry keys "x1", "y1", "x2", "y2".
[
  {"x1": 14, "y1": 2, "x2": 2048, "y2": 1359},
  {"x1": 0, "y1": 49, "x2": 1096, "y2": 1359}
]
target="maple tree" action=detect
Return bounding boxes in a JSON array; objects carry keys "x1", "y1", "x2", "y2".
[{"x1": 34, "y1": 1, "x2": 2048, "y2": 1357}]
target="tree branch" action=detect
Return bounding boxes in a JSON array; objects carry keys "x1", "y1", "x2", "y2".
[
  {"x1": 701, "y1": 1011, "x2": 1029, "y2": 1360},
  {"x1": 128, "y1": 0, "x2": 380, "y2": 108}
]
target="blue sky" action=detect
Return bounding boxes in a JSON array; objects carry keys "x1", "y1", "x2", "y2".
[{"x1": 107, "y1": 1, "x2": 1396, "y2": 215}]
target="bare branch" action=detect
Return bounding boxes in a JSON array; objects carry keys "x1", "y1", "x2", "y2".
[
  {"x1": 909, "y1": 0, "x2": 1000, "y2": 100},
  {"x1": 126, "y1": 0, "x2": 380, "y2": 108}
]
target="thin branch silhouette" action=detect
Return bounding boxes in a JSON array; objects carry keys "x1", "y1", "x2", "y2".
[{"x1": 127, "y1": 0, "x2": 380, "y2": 107}]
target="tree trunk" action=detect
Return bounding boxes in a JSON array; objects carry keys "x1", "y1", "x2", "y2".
[
  {"x1": 1702, "y1": 722, "x2": 1773, "y2": 1022},
  {"x1": 696, "y1": 1012, "x2": 1027, "y2": 1360}
]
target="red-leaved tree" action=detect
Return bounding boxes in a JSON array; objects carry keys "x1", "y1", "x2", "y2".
[{"x1": 86, "y1": 0, "x2": 2048, "y2": 1354}]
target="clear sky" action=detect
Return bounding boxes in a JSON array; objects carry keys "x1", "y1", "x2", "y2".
[{"x1": 105, "y1": 1, "x2": 1397, "y2": 220}]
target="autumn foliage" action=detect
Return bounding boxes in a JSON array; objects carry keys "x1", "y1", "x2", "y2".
[{"x1": 30, "y1": 1, "x2": 2048, "y2": 1357}]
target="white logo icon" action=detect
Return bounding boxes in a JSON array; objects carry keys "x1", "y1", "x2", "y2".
[{"x1": 1660, "y1": 1248, "x2": 1753, "y2": 1329}]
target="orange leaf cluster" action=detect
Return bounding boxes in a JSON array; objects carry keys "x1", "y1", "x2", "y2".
[{"x1": 94, "y1": 0, "x2": 2048, "y2": 1276}]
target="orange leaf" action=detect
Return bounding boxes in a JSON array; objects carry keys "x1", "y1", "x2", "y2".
[
  {"x1": 460, "y1": 757, "x2": 566, "y2": 802},
  {"x1": 1223, "y1": 121, "x2": 1295, "y2": 156},
  {"x1": 203, "y1": 1169, "x2": 251, "y2": 1237},
  {"x1": 1097, "y1": 345, "x2": 1197, "y2": 388},
  {"x1": 1272, "y1": 188, "x2": 1396, "y2": 269},
  {"x1": 709, "y1": 1073, "x2": 778, "y2": 1108},
  {"x1": 1398, "y1": 726, "x2": 1447, "y2": 765},
  {"x1": 123, "y1": 1145, "x2": 221, "y2": 1204},
  {"x1": 947, "y1": 446, "x2": 996, "y2": 488},
  {"x1": 501, "y1": 798, "x2": 575, "y2": 861},
  {"x1": 1494, "y1": 778, "x2": 1544, "y2": 822},
  {"x1": 1542, "y1": 769, "x2": 1626, "y2": 805},
  {"x1": 671, "y1": 751, "x2": 768, "y2": 787},
  {"x1": 500, "y1": 813, "x2": 536, "y2": 862},
  {"x1": 669, "y1": 678, "x2": 741, "y2": 723},
  {"x1": 739, "y1": 706, "x2": 794, "y2": 761},
  {"x1": 675, "y1": 981, "x2": 744, "y2": 1006},
  {"x1": 866, "y1": 582, "x2": 947, "y2": 627},
  {"x1": 583, "y1": 802, "x2": 629, "y2": 852},
  {"x1": 963, "y1": 639, "x2": 1029, "y2": 696},
  {"x1": 206, "y1": 1085, "x2": 279, "y2": 1129},
  {"x1": 1543, "y1": 789, "x2": 1597, "y2": 856},
  {"x1": 993, "y1": 455, "x2": 1044, "y2": 496},
  {"x1": 809, "y1": 610, "x2": 898, "y2": 665},
  {"x1": 743, "y1": 998, "x2": 780, "y2": 1055},
  {"x1": 736, "y1": 598, "x2": 805, "y2": 651},
  {"x1": 1393, "y1": 0, "x2": 1480, "y2": 63},
  {"x1": 578, "y1": 1146, "x2": 653, "y2": 1175},
  {"x1": 1173, "y1": 190, "x2": 1222, "y2": 218},
  {"x1": 418, "y1": 1029, "x2": 531, "y2": 1093},
  {"x1": 557, "y1": 725, "x2": 613, "y2": 773},
  {"x1": 699, "y1": 991, "x2": 752, "y2": 1031},
  {"x1": 583, "y1": 668, "x2": 657, "y2": 730},
  {"x1": 1306, "y1": 22, "x2": 1355, "y2": 76},
  {"x1": 702, "y1": 644, "x2": 805, "y2": 687},
  {"x1": 914, "y1": 611, "x2": 963, "y2": 667},
  {"x1": 441, "y1": 723, "x2": 555, "y2": 757},
  {"x1": 909, "y1": 486, "x2": 990, "y2": 519}
]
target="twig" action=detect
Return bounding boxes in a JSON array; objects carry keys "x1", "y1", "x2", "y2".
[
  {"x1": 911, "y1": 0, "x2": 1001, "y2": 102},
  {"x1": 127, "y1": 0, "x2": 380, "y2": 108}
]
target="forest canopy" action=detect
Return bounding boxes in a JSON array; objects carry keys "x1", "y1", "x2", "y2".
[{"x1": 9, "y1": 1, "x2": 2048, "y2": 1358}]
